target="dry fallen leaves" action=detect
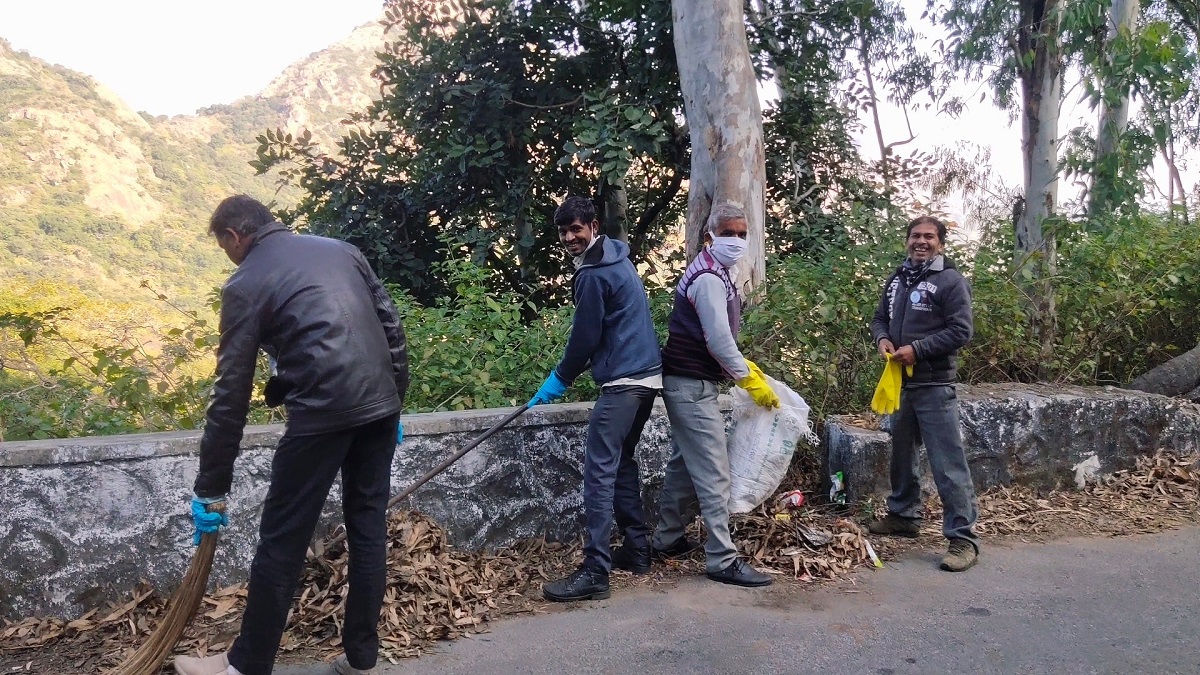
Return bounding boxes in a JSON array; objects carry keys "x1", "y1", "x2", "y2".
[
  {"x1": 973, "y1": 452, "x2": 1200, "y2": 538},
  {"x1": 1, "y1": 451, "x2": 1196, "y2": 673}
]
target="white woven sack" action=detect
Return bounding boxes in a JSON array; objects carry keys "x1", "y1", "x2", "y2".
[{"x1": 727, "y1": 375, "x2": 817, "y2": 514}]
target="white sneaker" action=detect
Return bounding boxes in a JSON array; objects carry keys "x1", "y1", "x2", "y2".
[
  {"x1": 332, "y1": 654, "x2": 376, "y2": 674},
  {"x1": 173, "y1": 652, "x2": 230, "y2": 675}
]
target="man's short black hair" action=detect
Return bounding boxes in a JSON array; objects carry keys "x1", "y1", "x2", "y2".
[
  {"x1": 209, "y1": 195, "x2": 274, "y2": 237},
  {"x1": 906, "y1": 215, "x2": 947, "y2": 244},
  {"x1": 553, "y1": 196, "x2": 596, "y2": 229}
]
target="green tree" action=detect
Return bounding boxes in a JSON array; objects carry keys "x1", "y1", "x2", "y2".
[
  {"x1": 934, "y1": 0, "x2": 1079, "y2": 375},
  {"x1": 255, "y1": 0, "x2": 688, "y2": 304},
  {"x1": 1075, "y1": 0, "x2": 1199, "y2": 222},
  {"x1": 747, "y1": 0, "x2": 935, "y2": 258}
]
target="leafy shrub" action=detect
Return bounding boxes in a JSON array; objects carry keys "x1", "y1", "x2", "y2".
[
  {"x1": 740, "y1": 212, "x2": 907, "y2": 418},
  {"x1": 4, "y1": 212, "x2": 1197, "y2": 440},
  {"x1": 396, "y1": 252, "x2": 594, "y2": 412},
  {"x1": 1050, "y1": 214, "x2": 1200, "y2": 384},
  {"x1": 743, "y1": 210, "x2": 1200, "y2": 421},
  {"x1": 0, "y1": 282, "x2": 281, "y2": 441}
]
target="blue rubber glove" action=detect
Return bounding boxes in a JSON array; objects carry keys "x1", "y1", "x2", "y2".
[
  {"x1": 191, "y1": 495, "x2": 228, "y2": 546},
  {"x1": 396, "y1": 418, "x2": 404, "y2": 445},
  {"x1": 528, "y1": 371, "x2": 568, "y2": 406}
]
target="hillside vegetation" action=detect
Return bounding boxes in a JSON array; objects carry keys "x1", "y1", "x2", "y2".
[
  {"x1": 0, "y1": 21, "x2": 391, "y2": 439},
  {"x1": 0, "y1": 19, "x2": 383, "y2": 309}
]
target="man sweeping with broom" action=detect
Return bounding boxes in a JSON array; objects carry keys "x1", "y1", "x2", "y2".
[{"x1": 174, "y1": 195, "x2": 408, "y2": 675}]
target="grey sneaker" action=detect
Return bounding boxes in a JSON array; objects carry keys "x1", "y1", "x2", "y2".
[
  {"x1": 173, "y1": 652, "x2": 230, "y2": 675},
  {"x1": 332, "y1": 654, "x2": 375, "y2": 675},
  {"x1": 940, "y1": 538, "x2": 979, "y2": 572},
  {"x1": 867, "y1": 514, "x2": 920, "y2": 538}
]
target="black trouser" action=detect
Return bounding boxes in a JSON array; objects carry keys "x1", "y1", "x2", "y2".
[
  {"x1": 228, "y1": 413, "x2": 398, "y2": 675},
  {"x1": 582, "y1": 385, "x2": 657, "y2": 573}
]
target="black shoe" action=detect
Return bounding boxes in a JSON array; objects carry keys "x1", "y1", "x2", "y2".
[
  {"x1": 651, "y1": 536, "x2": 700, "y2": 561},
  {"x1": 706, "y1": 558, "x2": 773, "y2": 587},
  {"x1": 611, "y1": 543, "x2": 651, "y2": 574},
  {"x1": 542, "y1": 566, "x2": 611, "y2": 602}
]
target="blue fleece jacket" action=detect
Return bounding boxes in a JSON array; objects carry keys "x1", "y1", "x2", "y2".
[{"x1": 553, "y1": 236, "x2": 662, "y2": 387}]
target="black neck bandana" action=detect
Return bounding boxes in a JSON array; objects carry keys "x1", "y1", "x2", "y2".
[{"x1": 900, "y1": 256, "x2": 936, "y2": 288}]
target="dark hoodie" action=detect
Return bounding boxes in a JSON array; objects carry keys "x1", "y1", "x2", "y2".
[
  {"x1": 870, "y1": 254, "x2": 973, "y2": 385},
  {"x1": 553, "y1": 235, "x2": 662, "y2": 387}
]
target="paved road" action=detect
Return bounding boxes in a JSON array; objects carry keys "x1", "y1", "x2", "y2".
[{"x1": 279, "y1": 528, "x2": 1200, "y2": 675}]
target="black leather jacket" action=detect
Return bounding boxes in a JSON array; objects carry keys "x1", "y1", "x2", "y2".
[{"x1": 194, "y1": 223, "x2": 409, "y2": 497}]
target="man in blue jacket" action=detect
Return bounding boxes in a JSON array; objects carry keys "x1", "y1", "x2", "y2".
[
  {"x1": 529, "y1": 196, "x2": 662, "y2": 602},
  {"x1": 868, "y1": 215, "x2": 979, "y2": 572}
]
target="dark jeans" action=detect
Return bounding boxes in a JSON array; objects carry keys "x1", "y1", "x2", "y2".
[
  {"x1": 887, "y1": 384, "x2": 979, "y2": 550},
  {"x1": 582, "y1": 385, "x2": 657, "y2": 573},
  {"x1": 228, "y1": 413, "x2": 399, "y2": 675}
]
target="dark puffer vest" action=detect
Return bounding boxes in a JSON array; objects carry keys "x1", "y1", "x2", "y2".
[{"x1": 661, "y1": 249, "x2": 742, "y2": 382}]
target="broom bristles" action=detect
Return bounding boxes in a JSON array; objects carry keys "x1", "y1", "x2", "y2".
[
  {"x1": 109, "y1": 515, "x2": 222, "y2": 675},
  {"x1": 108, "y1": 406, "x2": 528, "y2": 672}
]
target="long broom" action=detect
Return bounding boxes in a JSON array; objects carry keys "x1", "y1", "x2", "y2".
[
  {"x1": 109, "y1": 504, "x2": 224, "y2": 675},
  {"x1": 111, "y1": 403, "x2": 530, "y2": 675}
]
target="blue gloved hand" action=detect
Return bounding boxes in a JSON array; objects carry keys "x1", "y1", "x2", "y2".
[
  {"x1": 191, "y1": 495, "x2": 228, "y2": 546},
  {"x1": 396, "y1": 418, "x2": 404, "y2": 445},
  {"x1": 528, "y1": 371, "x2": 568, "y2": 406}
]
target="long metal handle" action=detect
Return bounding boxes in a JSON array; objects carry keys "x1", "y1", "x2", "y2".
[
  {"x1": 384, "y1": 403, "x2": 530, "y2": 510},
  {"x1": 322, "y1": 404, "x2": 531, "y2": 550}
]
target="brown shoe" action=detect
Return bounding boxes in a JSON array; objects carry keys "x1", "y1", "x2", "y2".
[
  {"x1": 940, "y1": 538, "x2": 978, "y2": 572},
  {"x1": 173, "y1": 652, "x2": 230, "y2": 675},
  {"x1": 867, "y1": 514, "x2": 920, "y2": 538}
]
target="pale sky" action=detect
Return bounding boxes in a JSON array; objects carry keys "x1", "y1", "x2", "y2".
[
  {"x1": 0, "y1": 0, "x2": 385, "y2": 115},
  {"x1": 850, "y1": 1, "x2": 1196, "y2": 226},
  {"x1": 0, "y1": 0, "x2": 1191, "y2": 219}
]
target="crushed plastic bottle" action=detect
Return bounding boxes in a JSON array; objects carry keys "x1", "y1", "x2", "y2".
[{"x1": 829, "y1": 471, "x2": 846, "y2": 505}]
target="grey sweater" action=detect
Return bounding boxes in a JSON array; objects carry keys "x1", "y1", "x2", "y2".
[{"x1": 688, "y1": 274, "x2": 750, "y2": 380}]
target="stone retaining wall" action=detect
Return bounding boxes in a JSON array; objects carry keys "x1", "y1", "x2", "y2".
[
  {"x1": 10, "y1": 383, "x2": 1193, "y2": 620},
  {"x1": 825, "y1": 383, "x2": 1200, "y2": 503},
  {"x1": 0, "y1": 401, "x2": 691, "y2": 620}
]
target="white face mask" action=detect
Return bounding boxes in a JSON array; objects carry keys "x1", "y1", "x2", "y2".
[{"x1": 708, "y1": 236, "x2": 747, "y2": 267}]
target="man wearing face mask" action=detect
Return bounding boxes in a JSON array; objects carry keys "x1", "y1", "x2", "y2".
[
  {"x1": 651, "y1": 202, "x2": 778, "y2": 587},
  {"x1": 528, "y1": 195, "x2": 663, "y2": 602},
  {"x1": 868, "y1": 215, "x2": 979, "y2": 572}
]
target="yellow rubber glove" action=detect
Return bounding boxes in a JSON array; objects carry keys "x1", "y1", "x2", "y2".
[
  {"x1": 738, "y1": 359, "x2": 781, "y2": 409},
  {"x1": 870, "y1": 354, "x2": 914, "y2": 415}
]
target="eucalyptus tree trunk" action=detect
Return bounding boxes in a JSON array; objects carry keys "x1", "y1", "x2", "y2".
[
  {"x1": 599, "y1": 177, "x2": 629, "y2": 243},
  {"x1": 672, "y1": 0, "x2": 767, "y2": 299},
  {"x1": 1016, "y1": 0, "x2": 1064, "y2": 375},
  {"x1": 1089, "y1": 0, "x2": 1141, "y2": 218}
]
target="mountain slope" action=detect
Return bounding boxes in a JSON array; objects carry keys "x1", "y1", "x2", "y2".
[{"x1": 0, "y1": 19, "x2": 384, "y2": 309}]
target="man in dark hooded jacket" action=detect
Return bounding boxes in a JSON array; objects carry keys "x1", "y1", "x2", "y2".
[
  {"x1": 174, "y1": 195, "x2": 407, "y2": 675},
  {"x1": 528, "y1": 196, "x2": 662, "y2": 602},
  {"x1": 867, "y1": 215, "x2": 979, "y2": 573}
]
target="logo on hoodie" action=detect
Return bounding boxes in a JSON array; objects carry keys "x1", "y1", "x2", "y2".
[{"x1": 909, "y1": 281, "x2": 938, "y2": 312}]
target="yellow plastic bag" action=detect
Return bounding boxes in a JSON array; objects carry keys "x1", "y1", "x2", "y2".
[{"x1": 870, "y1": 354, "x2": 913, "y2": 415}]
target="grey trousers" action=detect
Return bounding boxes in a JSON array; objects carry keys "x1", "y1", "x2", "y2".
[
  {"x1": 888, "y1": 384, "x2": 980, "y2": 550},
  {"x1": 652, "y1": 375, "x2": 738, "y2": 573}
]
